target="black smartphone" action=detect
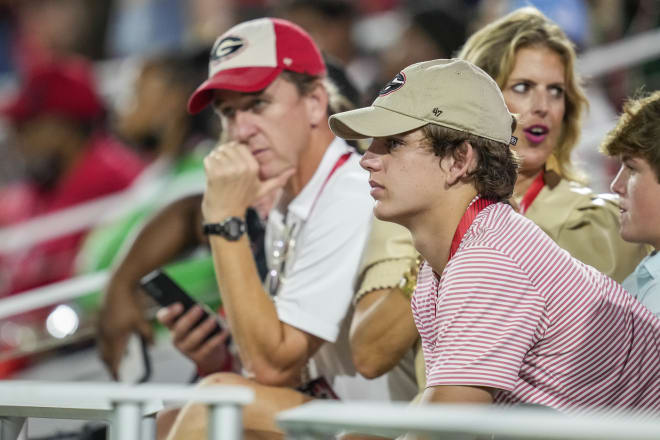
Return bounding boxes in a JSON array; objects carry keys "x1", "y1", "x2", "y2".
[{"x1": 140, "y1": 269, "x2": 224, "y2": 341}]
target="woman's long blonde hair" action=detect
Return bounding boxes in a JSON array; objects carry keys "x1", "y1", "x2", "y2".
[{"x1": 458, "y1": 7, "x2": 588, "y2": 183}]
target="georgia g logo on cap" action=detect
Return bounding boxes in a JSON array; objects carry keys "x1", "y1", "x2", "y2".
[
  {"x1": 378, "y1": 72, "x2": 406, "y2": 96},
  {"x1": 211, "y1": 36, "x2": 246, "y2": 63}
]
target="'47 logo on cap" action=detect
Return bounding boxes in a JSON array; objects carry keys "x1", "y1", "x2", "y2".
[
  {"x1": 211, "y1": 36, "x2": 246, "y2": 63},
  {"x1": 379, "y1": 72, "x2": 406, "y2": 96}
]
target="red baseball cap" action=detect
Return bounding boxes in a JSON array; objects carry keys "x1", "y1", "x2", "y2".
[
  {"x1": 187, "y1": 17, "x2": 326, "y2": 114},
  {"x1": 1, "y1": 60, "x2": 104, "y2": 124}
]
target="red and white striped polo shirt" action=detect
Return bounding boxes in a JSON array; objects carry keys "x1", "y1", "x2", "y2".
[{"x1": 412, "y1": 202, "x2": 660, "y2": 413}]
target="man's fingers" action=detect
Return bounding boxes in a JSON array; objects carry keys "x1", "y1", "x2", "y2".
[
  {"x1": 196, "y1": 333, "x2": 227, "y2": 359},
  {"x1": 177, "y1": 315, "x2": 218, "y2": 353},
  {"x1": 101, "y1": 332, "x2": 129, "y2": 380},
  {"x1": 257, "y1": 167, "x2": 296, "y2": 199},
  {"x1": 170, "y1": 306, "x2": 204, "y2": 342},
  {"x1": 156, "y1": 303, "x2": 184, "y2": 327}
]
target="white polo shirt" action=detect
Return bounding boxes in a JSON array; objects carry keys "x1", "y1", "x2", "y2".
[{"x1": 265, "y1": 138, "x2": 416, "y2": 401}]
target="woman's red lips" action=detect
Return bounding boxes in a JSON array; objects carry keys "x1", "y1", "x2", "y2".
[{"x1": 523, "y1": 124, "x2": 549, "y2": 144}]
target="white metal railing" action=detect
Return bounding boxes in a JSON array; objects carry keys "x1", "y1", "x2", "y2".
[
  {"x1": 277, "y1": 401, "x2": 660, "y2": 440},
  {"x1": 0, "y1": 159, "x2": 206, "y2": 254},
  {"x1": 577, "y1": 27, "x2": 660, "y2": 77},
  {"x1": 0, "y1": 271, "x2": 110, "y2": 321},
  {"x1": 0, "y1": 381, "x2": 253, "y2": 440}
]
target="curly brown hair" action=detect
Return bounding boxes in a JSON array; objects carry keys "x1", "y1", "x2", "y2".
[
  {"x1": 422, "y1": 122, "x2": 520, "y2": 201},
  {"x1": 601, "y1": 90, "x2": 660, "y2": 183}
]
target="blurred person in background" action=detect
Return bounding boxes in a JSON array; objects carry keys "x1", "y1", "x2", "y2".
[
  {"x1": 0, "y1": 58, "x2": 145, "y2": 297},
  {"x1": 362, "y1": 3, "x2": 468, "y2": 103},
  {"x1": 9, "y1": 0, "x2": 111, "y2": 71},
  {"x1": 458, "y1": 6, "x2": 649, "y2": 283},
  {"x1": 277, "y1": 0, "x2": 357, "y2": 67},
  {"x1": 78, "y1": 48, "x2": 224, "y2": 363},
  {"x1": 603, "y1": 91, "x2": 660, "y2": 318},
  {"x1": 0, "y1": 58, "x2": 145, "y2": 376},
  {"x1": 76, "y1": 47, "x2": 218, "y2": 275}
]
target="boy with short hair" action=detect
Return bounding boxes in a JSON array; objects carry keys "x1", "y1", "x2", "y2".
[{"x1": 602, "y1": 91, "x2": 660, "y2": 318}]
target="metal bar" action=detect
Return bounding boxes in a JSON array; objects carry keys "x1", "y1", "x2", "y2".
[
  {"x1": 112, "y1": 402, "x2": 142, "y2": 440},
  {"x1": 578, "y1": 28, "x2": 660, "y2": 77},
  {"x1": 209, "y1": 404, "x2": 242, "y2": 440},
  {"x1": 0, "y1": 417, "x2": 25, "y2": 440},
  {"x1": 0, "y1": 272, "x2": 109, "y2": 320}
]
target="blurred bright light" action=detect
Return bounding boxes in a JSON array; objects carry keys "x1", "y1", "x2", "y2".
[{"x1": 45, "y1": 305, "x2": 80, "y2": 339}]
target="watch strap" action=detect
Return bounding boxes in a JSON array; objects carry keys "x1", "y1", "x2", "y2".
[{"x1": 203, "y1": 216, "x2": 246, "y2": 240}]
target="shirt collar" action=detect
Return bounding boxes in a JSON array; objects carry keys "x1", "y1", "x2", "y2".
[
  {"x1": 286, "y1": 137, "x2": 353, "y2": 221},
  {"x1": 640, "y1": 250, "x2": 660, "y2": 280}
]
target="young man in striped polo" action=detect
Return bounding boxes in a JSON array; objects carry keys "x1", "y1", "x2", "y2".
[{"x1": 329, "y1": 59, "x2": 660, "y2": 413}]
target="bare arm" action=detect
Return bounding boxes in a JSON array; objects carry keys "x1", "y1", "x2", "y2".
[
  {"x1": 349, "y1": 287, "x2": 418, "y2": 379},
  {"x1": 97, "y1": 193, "x2": 206, "y2": 378},
  {"x1": 202, "y1": 142, "x2": 318, "y2": 387},
  {"x1": 208, "y1": 234, "x2": 323, "y2": 386},
  {"x1": 422, "y1": 385, "x2": 494, "y2": 404}
]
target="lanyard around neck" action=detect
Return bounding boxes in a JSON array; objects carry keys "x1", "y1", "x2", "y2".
[
  {"x1": 308, "y1": 152, "x2": 352, "y2": 215},
  {"x1": 519, "y1": 171, "x2": 545, "y2": 215},
  {"x1": 448, "y1": 197, "x2": 496, "y2": 261}
]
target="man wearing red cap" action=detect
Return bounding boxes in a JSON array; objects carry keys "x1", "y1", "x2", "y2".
[
  {"x1": 0, "y1": 59, "x2": 146, "y2": 297},
  {"x1": 158, "y1": 18, "x2": 381, "y2": 438},
  {"x1": 0, "y1": 59, "x2": 145, "y2": 376}
]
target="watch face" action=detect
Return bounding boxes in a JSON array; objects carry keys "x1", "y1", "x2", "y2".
[
  {"x1": 222, "y1": 217, "x2": 246, "y2": 240},
  {"x1": 226, "y1": 218, "x2": 243, "y2": 238}
]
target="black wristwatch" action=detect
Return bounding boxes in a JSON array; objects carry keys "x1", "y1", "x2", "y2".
[{"x1": 203, "y1": 216, "x2": 246, "y2": 241}]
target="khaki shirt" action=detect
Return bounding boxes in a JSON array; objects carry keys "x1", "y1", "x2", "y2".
[{"x1": 525, "y1": 174, "x2": 650, "y2": 283}]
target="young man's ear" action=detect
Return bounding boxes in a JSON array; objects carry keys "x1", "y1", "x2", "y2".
[
  {"x1": 304, "y1": 81, "x2": 329, "y2": 128},
  {"x1": 444, "y1": 140, "x2": 477, "y2": 185}
]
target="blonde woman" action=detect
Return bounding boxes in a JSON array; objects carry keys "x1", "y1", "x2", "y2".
[{"x1": 459, "y1": 7, "x2": 649, "y2": 282}]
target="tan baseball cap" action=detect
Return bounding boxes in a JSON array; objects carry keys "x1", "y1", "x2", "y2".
[{"x1": 329, "y1": 59, "x2": 516, "y2": 145}]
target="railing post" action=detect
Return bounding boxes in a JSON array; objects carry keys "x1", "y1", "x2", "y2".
[
  {"x1": 208, "y1": 404, "x2": 242, "y2": 440},
  {"x1": 112, "y1": 402, "x2": 143, "y2": 440},
  {"x1": 0, "y1": 417, "x2": 26, "y2": 440}
]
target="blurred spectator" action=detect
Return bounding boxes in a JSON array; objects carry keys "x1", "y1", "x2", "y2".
[
  {"x1": 277, "y1": 0, "x2": 357, "y2": 66},
  {"x1": 0, "y1": 58, "x2": 146, "y2": 297},
  {"x1": 9, "y1": 0, "x2": 111, "y2": 73},
  {"x1": 363, "y1": 3, "x2": 469, "y2": 103},
  {"x1": 186, "y1": 0, "x2": 239, "y2": 48},
  {"x1": 75, "y1": 48, "x2": 220, "y2": 320},
  {"x1": 105, "y1": 0, "x2": 185, "y2": 58}
]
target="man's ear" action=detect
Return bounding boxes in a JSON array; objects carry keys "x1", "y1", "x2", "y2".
[
  {"x1": 444, "y1": 140, "x2": 477, "y2": 185},
  {"x1": 304, "y1": 81, "x2": 329, "y2": 128}
]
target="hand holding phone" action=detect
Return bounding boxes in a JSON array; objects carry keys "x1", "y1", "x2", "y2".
[
  {"x1": 140, "y1": 269, "x2": 223, "y2": 339},
  {"x1": 140, "y1": 270, "x2": 232, "y2": 374}
]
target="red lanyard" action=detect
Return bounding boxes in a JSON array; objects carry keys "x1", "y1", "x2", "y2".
[
  {"x1": 448, "y1": 197, "x2": 496, "y2": 261},
  {"x1": 518, "y1": 171, "x2": 545, "y2": 215},
  {"x1": 309, "y1": 152, "x2": 352, "y2": 215}
]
